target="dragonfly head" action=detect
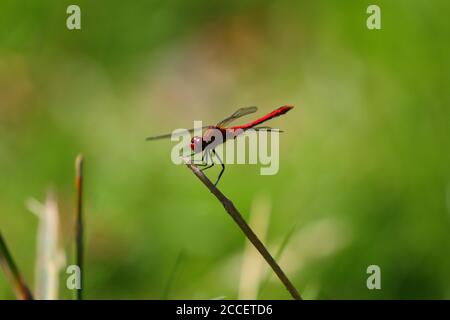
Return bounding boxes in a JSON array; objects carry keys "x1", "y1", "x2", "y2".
[{"x1": 190, "y1": 136, "x2": 203, "y2": 153}]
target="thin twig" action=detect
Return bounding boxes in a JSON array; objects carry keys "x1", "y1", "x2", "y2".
[
  {"x1": 75, "y1": 154, "x2": 84, "y2": 300},
  {"x1": 0, "y1": 232, "x2": 34, "y2": 300},
  {"x1": 239, "y1": 195, "x2": 271, "y2": 299},
  {"x1": 258, "y1": 221, "x2": 298, "y2": 297},
  {"x1": 184, "y1": 158, "x2": 302, "y2": 300}
]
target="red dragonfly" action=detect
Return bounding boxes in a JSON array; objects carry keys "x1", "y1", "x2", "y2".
[{"x1": 146, "y1": 105, "x2": 294, "y2": 186}]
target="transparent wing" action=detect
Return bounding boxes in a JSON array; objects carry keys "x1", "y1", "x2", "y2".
[
  {"x1": 146, "y1": 126, "x2": 211, "y2": 141},
  {"x1": 252, "y1": 126, "x2": 284, "y2": 132},
  {"x1": 217, "y1": 106, "x2": 257, "y2": 127}
]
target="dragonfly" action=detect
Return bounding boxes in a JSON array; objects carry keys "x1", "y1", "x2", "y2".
[{"x1": 146, "y1": 105, "x2": 294, "y2": 186}]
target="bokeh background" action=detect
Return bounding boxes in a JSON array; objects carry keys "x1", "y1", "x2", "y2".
[{"x1": 1, "y1": 0, "x2": 449, "y2": 299}]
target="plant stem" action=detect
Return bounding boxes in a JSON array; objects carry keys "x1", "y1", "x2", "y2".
[
  {"x1": 0, "y1": 232, "x2": 34, "y2": 300},
  {"x1": 75, "y1": 154, "x2": 84, "y2": 300},
  {"x1": 184, "y1": 159, "x2": 302, "y2": 300},
  {"x1": 162, "y1": 250, "x2": 184, "y2": 299}
]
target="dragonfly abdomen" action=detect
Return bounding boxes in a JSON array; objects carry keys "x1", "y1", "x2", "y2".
[{"x1": 230, "y1": 105, "x2": 293, "y2": 130}]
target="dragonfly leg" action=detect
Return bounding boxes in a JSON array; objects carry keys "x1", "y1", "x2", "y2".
[
  {"x1": 190, "y1": 152, "x2": 208, "y2": 166},
  {"x1": 212, "y1": 149, "x2": 225, "y2": 186},
  {"x1": 200, "y1": 149, "x2": 215, "y2": 171}
]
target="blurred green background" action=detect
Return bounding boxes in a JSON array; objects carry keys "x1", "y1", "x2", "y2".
[{"x1": 1, "y1": 0, "x2": 449, "y2": 299}]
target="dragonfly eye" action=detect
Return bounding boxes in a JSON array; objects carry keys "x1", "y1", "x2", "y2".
[{"x1": 190, "y1": 136, "x2": 203, "y2": 152}]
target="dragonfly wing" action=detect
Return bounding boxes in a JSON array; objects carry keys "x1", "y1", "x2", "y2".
[
  {"x1": 252, "y1": 126, "x2": 284, "y2": 132},
  {"x1": 146, "y1": 132, "x2": 175, "y2": 140},
  {"x1": 217, "y1": 106, "x2": 257, "y2": 127},
  {"x1": 146, "y1": 126, "x2": 211, "y2": 141}
]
